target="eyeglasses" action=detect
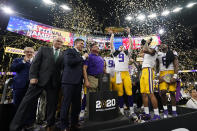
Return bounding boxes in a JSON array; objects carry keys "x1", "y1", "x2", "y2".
[{"x1": 24, "y1": 51, "x2": 34, "y2": 53}]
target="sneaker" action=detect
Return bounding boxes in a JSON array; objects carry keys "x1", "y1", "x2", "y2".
[
  {"x1": 123, "y1": 104, "x2": 128, "y2": 110},
  {"x1": 129, "y1": 113, "x2": 138, "y2": 121},
  {"x1": 172, "y1": 111, "x2": 178, "y2": 117},
  {"x1": 152, "y1": 114, "x2": 161, "y2": 121},
  {"x1": 139, "y1": 113, "x2": 151, "y2": 121},
  {"x1": 119, "y1": 108, "x2": 124, "y2": 115},
  {"x1": 79, "y1": 110, "x2": 85, "y2": 121},
  {"x1": 163, "y1": 110, "x2": 168, "y2": 118}
]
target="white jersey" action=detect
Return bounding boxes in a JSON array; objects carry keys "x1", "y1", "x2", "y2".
[
  {"x1": 113, "y1": 51, "x2": 129, "y2": 71},
  {"x1": 142, "y1": 54, "x2": 157, "y2": 68},
  {"x1": 157, "y1": 51, "x2": 178, "y2": 71},
  {"x1": 142, "y1": 45, "x2": 158, "y2": 68},
  {"x1": 104, "y1": 57, "x2": 115, "y2": 76}
]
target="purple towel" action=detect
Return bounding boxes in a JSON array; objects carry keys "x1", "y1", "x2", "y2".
[{"x1": 176, "y1": 80, "x2": 182, "y2": 102}]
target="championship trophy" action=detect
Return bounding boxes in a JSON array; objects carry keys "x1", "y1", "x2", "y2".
[
  {"x1": 105, "y1": 27, "x2": 125, "y2": 33},
  {"x1": 163, "y1": 74, "x2": 173, "y2": 83}
]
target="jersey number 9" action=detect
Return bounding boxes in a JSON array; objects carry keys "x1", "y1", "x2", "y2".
[{"x1": 119, "y1": 54, "x2": 124, "y2": 62}]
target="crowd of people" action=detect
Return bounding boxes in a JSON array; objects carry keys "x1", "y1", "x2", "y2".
[{"x1": 6, "y1": 28, "x2": 197, "y2": 131}]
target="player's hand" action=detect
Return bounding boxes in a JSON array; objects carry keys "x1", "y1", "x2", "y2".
[
  {"x1": 130, "y1": 58, "x2": 134, "y2": 63},
  {"x1": 85, "y1": 80, "x2": 90, "y2": 88},
  {"x1": 170, "y1": 78, "x2": 176, "y2": 84},
  {"x1": 125, "y1": 27, "x2": 130, "y2": 34},
  {"x1": 30, "y1": 78, "x2": 38, "y2": 84},
  {"x1": 83, "y1": 53, "x2": 89, "y2": 59},
  {"x1": 159, "y1": 76, "x2": 165, "y2": 83}
]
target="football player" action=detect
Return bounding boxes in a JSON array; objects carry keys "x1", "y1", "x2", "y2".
[
  {"x1": 104, "y1": 50, "x2": 116, "y2": 90},
  {"x1": 140, "y1": 38, "x2": 160, "y2": 120},
  {"x1": 109, "y1": 28, "x2": 137, "y2": 120},
  {"x1": 156, "y1": 44, "x2": 178, "y2": 118}
]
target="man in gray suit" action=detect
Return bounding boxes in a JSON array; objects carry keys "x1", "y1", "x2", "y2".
[{"x1": 10, "y1": 36, "x2": 64, "y2": 131}]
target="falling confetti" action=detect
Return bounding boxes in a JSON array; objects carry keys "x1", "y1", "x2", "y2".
[{"x1": 0, "y1": 0, "x2": 196, "y2": 84}]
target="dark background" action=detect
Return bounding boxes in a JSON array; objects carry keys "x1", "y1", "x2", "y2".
[
  {"x1": 0, "y1": 0, "x2": 197, "y2": 34},
  {"x1": 0, "y1": 0, "x2": 197, "y2": 73}
]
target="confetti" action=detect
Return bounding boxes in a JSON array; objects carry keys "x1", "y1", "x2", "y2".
[{"x1": 0, "y1": 0, "x2": 196, "y2": 84}]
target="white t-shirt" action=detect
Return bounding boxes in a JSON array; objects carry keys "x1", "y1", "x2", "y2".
[
  {"x1": 157, "y1": 51, "x2": 178, "y2": 71},
  {"x1": 113, "y1": 51, "x2": 130, "y2": 71},
  {"x1": 104, "y1": 57, "x2": 115, "y2": 77},
  {"x1": 186, "y1": 98, "x2": 197, "y2": 109}
]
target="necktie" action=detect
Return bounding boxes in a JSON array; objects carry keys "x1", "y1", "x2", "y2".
[{"x1": 54, "y1": 49, "x2": 59, "y2": 62}]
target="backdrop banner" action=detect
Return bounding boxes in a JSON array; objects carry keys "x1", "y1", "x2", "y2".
[
  {"x1": 7, "y1": 16, "x2": 73, "y2": 46},
  {"x1": 7, "y1": 16, "x2": 161, "y2": 49},
  {"x1": 5, "y1": 47, "x2": 24, "y2": 55}
]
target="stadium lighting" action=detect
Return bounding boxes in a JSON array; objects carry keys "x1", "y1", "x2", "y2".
[
  {"x1": 148, "y1": 13, "x2": 157, "y2": 19},
  {"x1": 172, "y1": 7, "x2": 183, "y2": 13},
  {"x1": 60, "y1": 5, "x2": 71, "y2": 10},
  {"x1": 137, "y1": 14, "x2": 146, "y2": 21},
  {"x1": 42, "y1": 0, "x2": 55, "y2": 5},
  {"x1": 1, "y1": 6, "x2": 14, "y2": 14},
  {"x1": 162, "y1": 10, "x2": 170, "y2": 16},
  {"x1": 186, "y1": 3, "x2": 196, "y2": 8},
  {"x1": 159, "y1": 29, "x2": 165, "y2": 35},
  {"x1": 125, "y1": 16, "x2": 132, "y2": 21}
]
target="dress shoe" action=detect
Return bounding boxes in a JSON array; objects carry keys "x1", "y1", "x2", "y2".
[{"x1": 46, "y1": 126, "x2": 55, "y2": 131}]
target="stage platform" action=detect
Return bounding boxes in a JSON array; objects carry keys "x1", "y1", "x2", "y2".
[
  {"x1": 6, "y1": 106, "x2": 196, "y2": 131},
  {"x1": 42, "y1": 106, "x2": 197, "y2": 131},
  {"x1": 79, "y1": 107, "x2": 197, "y2": 131},
  {"x1": 80, "y1": 115, "x2": 131, "y2": 131}
]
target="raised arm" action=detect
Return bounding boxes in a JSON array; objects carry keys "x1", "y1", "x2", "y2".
[
  {"x1": 109, "y1": 29, "x2": 115, "y2": 52},
  {"x1": 125, "y1": 27, "x2": 133, "y2": 57},
  {"x1": 143, "y1": 39, "x2": 156, "y2": 56}
]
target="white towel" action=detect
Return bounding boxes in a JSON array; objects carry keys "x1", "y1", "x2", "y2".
[{"x1": 116, "y1": 71, "x2": 122, "y2": 84}]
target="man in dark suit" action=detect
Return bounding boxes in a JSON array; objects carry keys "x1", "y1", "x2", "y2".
[
  {"x1": 10, "y1": 36, "x2": 64, "y2": 131},
  {"x1": 60, "y1": 39, "x2": 88, "y2": 131},
  {"x1": 10, "y1": 47, "x2": 34, "y2": 110}
]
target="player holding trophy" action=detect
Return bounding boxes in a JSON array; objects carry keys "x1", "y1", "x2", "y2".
[
  {"x1": 109, "y1": 27, "x2": 138, "y2": 120},
  {"x1": 156, "y1": 44, "x2": 179, "y2": 118}
]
